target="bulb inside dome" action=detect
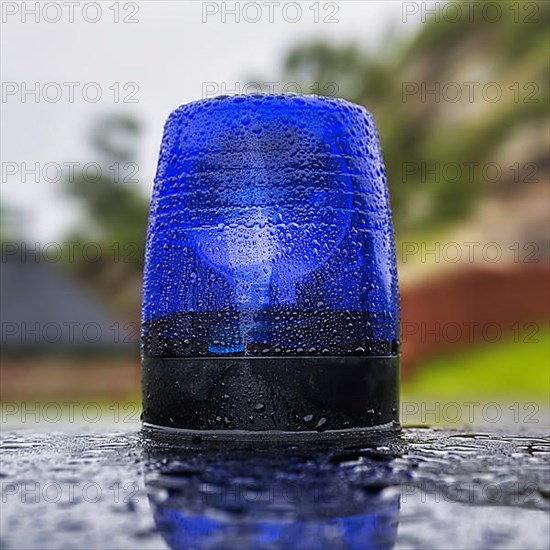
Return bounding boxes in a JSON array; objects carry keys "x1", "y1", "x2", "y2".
[{"x1": 178, "y1": 121, "x2": 352, "y2": 353}]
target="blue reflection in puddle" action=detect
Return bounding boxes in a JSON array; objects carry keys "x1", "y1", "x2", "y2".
[{"x1": 146, "y1": 446, "x2": 400, "y2": 549}]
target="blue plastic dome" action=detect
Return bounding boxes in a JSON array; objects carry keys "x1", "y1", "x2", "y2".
[{"x1": 142, "y1": 95, "x2": 399, "y2": 359}]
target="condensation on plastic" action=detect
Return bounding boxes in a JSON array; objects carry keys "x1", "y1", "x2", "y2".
[{"x1": 142, "y1": 95, "x2": 399, "y2": 357}]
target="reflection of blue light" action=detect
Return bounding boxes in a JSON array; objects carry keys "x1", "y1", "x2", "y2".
[
  {"x1": 153, "y1": 502, "x2": 400, "y2": 550},
  {"x1": 142, "y1": 95, "x2": 399, "y2": 356},
  {"x1": 145, "y1": 447, "x2": 400, "y2": 549}
]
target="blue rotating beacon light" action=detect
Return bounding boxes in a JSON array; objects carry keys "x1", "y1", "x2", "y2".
[{"x1": 142, "y1": 95, "x2": 400, "y2": 441}]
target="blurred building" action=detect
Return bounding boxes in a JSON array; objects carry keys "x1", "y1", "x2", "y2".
[{"x1": 0, "y1": 247, "x2": 139, "y2": 399}]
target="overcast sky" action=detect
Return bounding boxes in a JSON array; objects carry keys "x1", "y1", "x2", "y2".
[{"x1": 1, "y1": 1, "x2": 430, "y2": 242}]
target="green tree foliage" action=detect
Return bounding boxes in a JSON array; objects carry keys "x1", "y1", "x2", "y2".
[
  {"x1": 65, "y1": 115, "x2": 148, "y2": 319},
  {"x1": 278, "y1": 0, "x2": 549, "y2": 234}
]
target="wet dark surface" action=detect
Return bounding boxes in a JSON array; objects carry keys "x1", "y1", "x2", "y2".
[{"x1": 0, "y1": 428, "x2": 549, "y2": 549}]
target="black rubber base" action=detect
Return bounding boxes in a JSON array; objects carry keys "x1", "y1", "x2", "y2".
[{"x1": 142, "y1": 356, "x2": 399, "y2": 439}]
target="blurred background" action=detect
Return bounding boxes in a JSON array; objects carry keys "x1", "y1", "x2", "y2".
[{"x1": 1, "y1": 0, "x2": 549, "y2": 428}]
